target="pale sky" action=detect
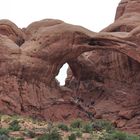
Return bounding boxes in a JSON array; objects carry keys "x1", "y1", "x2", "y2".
[{"x1": 0, "y1": 0, "x2": 120, "y2": 85}]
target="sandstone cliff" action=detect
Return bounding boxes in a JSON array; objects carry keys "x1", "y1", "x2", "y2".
[
  {"x1": 66, "y1": 0, "x2": 140, "y2": 134},
  {"x1": 0, "y1": 0, "x2": 140, "y2": 134}
]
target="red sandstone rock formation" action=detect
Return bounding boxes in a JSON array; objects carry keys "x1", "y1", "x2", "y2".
[
  {"x1": 0, "y1": 0, "x2": 140, "y2": 134},
  {"x1": 66, "y1": 0, "x2": 140, "y2": 134}
]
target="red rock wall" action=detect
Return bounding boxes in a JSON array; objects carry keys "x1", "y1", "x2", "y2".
[
  {"x1": 0, "y1": 0, "x2": 140, "y2": 134},
  {"x1": 66, "y1": 0, "x2": 140, "y2": 134}
]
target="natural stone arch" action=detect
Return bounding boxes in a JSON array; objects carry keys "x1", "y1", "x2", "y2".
[{"x1": 0, "y1": 18, "x2": 140, "y2": 126}]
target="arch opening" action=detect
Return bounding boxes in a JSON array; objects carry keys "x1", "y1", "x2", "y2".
[{"x1": 56, "y1": 63, "x2": 68, "y2": 86}]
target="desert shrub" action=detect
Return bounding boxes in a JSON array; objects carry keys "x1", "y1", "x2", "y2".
[
  {"x1": 70, "y1": 119, "x2": 83, "y2": 129},
  {"x1": 0, "y1": 128, "x2": 9, "y2": 135},
  {"x1": 24, "y1": 130, "x2": 35, "y2": 138},
  {"x1": 83, "y1": 123, "x2": 93, "y2": 133},
  {"x1": 112, "y1": 131, "x2": 127, "y2": 140},
  {"x1": 58, "y1": 123, "x2": 69, "y2": 131},
  {"x1": 99, "y1": 130, "x2": 140, "y2": 140},
  {"x1": 15, "y1": 138, "x2": 24, "y2": 140},
  {"x1": 93, "y1": 120, "x2": 114, "y2": 132},
  {"x1": 9, "y1": 120, "x2": 21, "y2": 131},
  {"x1": 100, "y1": 131, "x2": 126, "y2": 140},
  {"x1": 68, "y1": 133, "x2": 76, "y2": 140},
  {"x1": 46, "y1": 121, "x2": 53, "y2": 133},
  {"x1": 37, "y1": 129, "x2": 62, "y2": 140},
  {"x1": 10, "y1": 137, "x2": 24, "y2": 140},
  {"x1": 126, "y1": 135, "x2": 140, "y2": 140},
  {"x1": 75, "y1": 130, "x2": 82, "y2": 138}
]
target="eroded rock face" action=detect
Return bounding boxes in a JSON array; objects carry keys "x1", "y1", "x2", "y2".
[
  {"x1": 1, "y1": 19, "x2": 129, "y2": 121},
  {"x1": 0, "y1": 19, "x2": 99, "y2": 121},
  {"x1": 0, "y1": 0, "x2": 140, "y2": 134},
  {"x1": 66, "y1": 0, "x2": 140, "y2": 134}
]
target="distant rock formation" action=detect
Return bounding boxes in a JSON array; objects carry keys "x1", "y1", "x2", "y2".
[{"x1": 0, "y1": 0, "x2": 140, "y2": 134}]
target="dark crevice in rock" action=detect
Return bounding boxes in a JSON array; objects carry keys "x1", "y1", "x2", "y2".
[{"x1": 17, "y1": 66, "x2": 25, "y2": 112}]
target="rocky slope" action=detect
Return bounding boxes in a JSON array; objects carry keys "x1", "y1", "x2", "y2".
[{"x1": 0, "y1": 0, "x2": 140, "y2": 135}]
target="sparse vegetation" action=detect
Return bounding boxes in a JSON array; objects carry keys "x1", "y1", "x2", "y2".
[
  {"x1": 24, "y1": 129, "x2": 36, "y2": 138},
  {"x1": 75, "y1": 130, "x2": 82, "y2": 138},
  {"x1": 83, "y1": 123, "x2": 93, "y2": 133},
  {"x1": 0, "y1": 114, "x2": 139, "y2": 140},
  {"x1": 15, "y1": 138, "x2": 24, "y2": 140},
  {"x1": 70, "y1": 119, "x2": 83, "y2": 129},
  {"x1": 37, "y1": 129, "x2": 62, "y2": 140},
  {"x1": 68, "y1": 133, "x2": 76, "y2": 140},
  {"x1": 0, "y1": 128, "x2": 9, "y2": 135},
  {"x1": 99, "y1": 130, "x2": 140, "y2": 140},
  {"x1": 92, "y1": 119, "x2": 115, "y2": 132},
  {"x1": 58, "y1": 123, "x2": 69, "y2": 131},
  {"x1": 9, "y1": 120, "x2": 21, "y2": 131}
]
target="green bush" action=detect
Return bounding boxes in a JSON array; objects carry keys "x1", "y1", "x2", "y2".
[
  {"x1": 126, "y1": 135, "x2": 140, "y2": 140},
  {"x1": 0, "y1": 128, "x2": 9, "y2": 135},
  {"x1": 58, "y1": 123, "x2": 69, "y2": 131},
  {"x1": 93, "y1": 120, "x2": 114, "y2": 132},
  {"x1": 70, "y1": 119, "x2": 83, "y2": 129},
  {"x1": 37, "y1": 129, "x2": 62, "y2": 140},
  {"x1": 24, "y1": 130, "x2": 35, "y2": 138},
  {"x1": 15, "y1": 138, "x2": 24, "y2": 140},
  {"x1": 75, "y1": 130, "x2": 82, "y2": 138},
  {"x1": 112, "y1": 131, "x2": 127, "y2": 140},
  {"x1": 9, "y1": 120, "x2": 21, "y2": 131},
  {"x1": 101, "y1": 131, "x2": 126, "y2": 140},
  {"x1": 68, "y1": 133, "x2": 76, "y2": 140},
  {"x1": 99, "y1": 130, "x2": 140, "y2": 140},
  {"x1": 83, "y1": 123, "x2": 93, "y2": 133}
]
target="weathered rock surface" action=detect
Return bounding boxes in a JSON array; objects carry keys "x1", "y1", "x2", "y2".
[
  {"x1": 0, "y1": 19, "x2": 99, "y2": 121},
  {"x1": 66, "y1": 0, "x2": 140, "y2": 134},
  {"x1": 0, "y1": 0, "x2": 140, "y2": 134}
]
